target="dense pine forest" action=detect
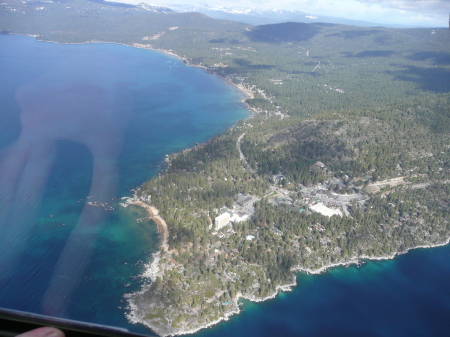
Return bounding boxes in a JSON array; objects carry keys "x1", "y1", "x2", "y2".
[{"x1": 1, "y1": 0, "x2": 450, "y2": 335}]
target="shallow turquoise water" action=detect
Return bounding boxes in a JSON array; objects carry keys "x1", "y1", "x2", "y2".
[
  {"x1": 1, "y1": 34, "x2": 450, "y2": 337},
  {"x1": 0, "y1": 34, "x2": 247, "y2": 332}
]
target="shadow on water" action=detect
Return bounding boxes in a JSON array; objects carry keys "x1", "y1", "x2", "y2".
[
  {"x1": 245, "y1": 22, "x2": 322, "y2": 43},
  {"x1": 387, "y1": 65, "x2": 450, "y2": 93}
]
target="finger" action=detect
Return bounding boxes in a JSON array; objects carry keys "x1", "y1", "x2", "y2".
[{"x1": 16, "y1": 327, "x2": 65, "y2": 337}]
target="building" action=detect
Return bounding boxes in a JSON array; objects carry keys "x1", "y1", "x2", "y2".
[
  {"x1": 214, "y1": 212, "x2": 231, "y2": 230},
  {"x1": 314, "y1": 161, "x2": 326, "y2": 169},
  {"x1": 230, "y1": 211, "x2": 249, "y2": 223},
  {"x1": 310, "y1": 202, "x2": 343, "y2": 217},
  {"x1": 236, "y1": 193, "x2": 254, "y2": 206},
  {"x1": 271, "y1": 226, "x2": 283, "y2": 236}
]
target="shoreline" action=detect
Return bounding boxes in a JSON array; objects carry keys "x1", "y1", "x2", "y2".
[
  {"x1": 27, "y1": 34, "x2": 255, "y2": 100},
  {"x1": 15, "y1": 33, "x2": 256, "y2": 108},
  {"x1": 127, "y1": 231, "x2": 450, "y2": 337},
  {"x1": 17, "y1": 33, "x2": 262, "y2": 336},
  {"x1": 18, "y1": 34, "x2": 450, "y2": 336},
  {"x1": 293, "y1": 235, "x2": 450, "y2": 276},
  {"x1": 10, "y1": 34, "x2": 258, "y2": 131},
  {"x1": 120, "y1": 197, "x2": 169, "y2": 252}
]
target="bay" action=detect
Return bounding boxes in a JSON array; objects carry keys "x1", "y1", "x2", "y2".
[
  {"x1": 0, "y1": 34, "x2": 247, "y2": 333},
  {"x1": 1, "y1": 34, "x2": 450, "y2": 337}
]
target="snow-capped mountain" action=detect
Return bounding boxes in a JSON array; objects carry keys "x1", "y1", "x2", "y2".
[
  {"x1": 136, "y1": 2, "x2": 174, "y2": 13},
  {"x1": 167, "y1": 3, "x2": 309, "y2": 24},
  {"x1": 165, "y1": 3, "x2": 410, "y2": 28}
]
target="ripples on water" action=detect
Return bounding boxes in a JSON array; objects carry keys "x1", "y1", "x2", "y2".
[
  {"x1": 1, "y1": 35, "x2": 449, "y2": 337},
  {"x1": 0, "y1": 34, "x2": 246, "y2": 331}
]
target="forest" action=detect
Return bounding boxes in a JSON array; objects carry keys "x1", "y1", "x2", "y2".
[{"x1": 1, "y1": 0, "x2": 450, "y2": 334}]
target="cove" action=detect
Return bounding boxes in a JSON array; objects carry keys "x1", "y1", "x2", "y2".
[
  {"x1": 1, "y1": 34, "x2": 450, "y2": 337},
  {"x1": 0, "y1": 34, "x2": 247, "y2": 333}
]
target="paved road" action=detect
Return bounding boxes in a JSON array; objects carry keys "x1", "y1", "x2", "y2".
[
  {"x1": 236, "y1": 132, "x2": 246, "y2": 161},
  {"x1": 236, "y1": 132, "x2": 256, "y2": 174}
]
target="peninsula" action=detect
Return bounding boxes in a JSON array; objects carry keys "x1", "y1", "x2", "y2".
[
  {"x1": 122, "y1": 118, "x2": 450, "y2": 335},
  {"x1": 1, "y1": 0, "x2": 450, "y2": 335}
]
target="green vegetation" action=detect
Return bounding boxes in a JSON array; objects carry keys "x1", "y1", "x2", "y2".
[
  {"x1": 130, "y1": 97, "x2": 450, "y2": 335},
  {"x1": 241, "y1": 98, "x2": 450, "y2": 184},
  {"x1": 2, "y1": 0, "x2": 450, "y2": 335}
]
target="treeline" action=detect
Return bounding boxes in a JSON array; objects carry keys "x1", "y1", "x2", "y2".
[
  {"x1": 3, "y1": 0, "x2": 450, "y2": 121},
  {"x1": 238, "y1": 98, "x2": 450, "y2": 185},
  {"x1": 240, "y1": 183, "x2": 450, "y2": 269}
]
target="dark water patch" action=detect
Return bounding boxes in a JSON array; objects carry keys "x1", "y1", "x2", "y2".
[
  {"x1": 45, "y1": 141, "x2": 93, "y2": 196},
  {"x1": 195, "y1": 245, "x2": 450, "y2": 337},
  {"x1": 0, "y1": 34, "x2": 247, "y2": 332},
  {"x1": 200, "y1": 102, "x2": 240, "y2": 113}
]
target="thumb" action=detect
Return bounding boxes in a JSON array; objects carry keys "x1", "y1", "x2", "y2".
[{"x1": 16, "y1": 327, "x2": 65, "y2": 337}]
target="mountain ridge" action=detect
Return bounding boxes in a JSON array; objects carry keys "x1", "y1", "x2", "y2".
[
  {"x1": 1, "y1": 0, "x2": 450, "y2": 335},
  {"x1": 137, "y1": 2, "x2": 418, "y2": 28}
]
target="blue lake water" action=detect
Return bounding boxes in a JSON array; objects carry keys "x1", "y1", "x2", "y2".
[
  {"x1": 1, "y1": 34, "x2": 450, "y2": 337},
  {"x1": 197, "y1": 244, "x2": 450, "y2": 337},
  {"x1": 0, "y1": 34, "x2": 247, "y2": 333}
]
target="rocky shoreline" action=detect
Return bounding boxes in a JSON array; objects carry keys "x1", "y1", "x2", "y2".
[
  {"x1": 294, "y1": 235, "x2": 450, "y2": 276},
  {"x1": 124, "y1": 206, "x2": 450, "y2": 337},
  {"x1": 48, "y1": 34, "x2": 450, "y2": 337}
]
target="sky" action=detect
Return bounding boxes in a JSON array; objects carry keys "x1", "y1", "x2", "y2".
[{"x1": 121, "y1": 0, "x2": 450, "y2": 27}]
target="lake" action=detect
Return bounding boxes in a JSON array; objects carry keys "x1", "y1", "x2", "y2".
[{"x1": 1, "y1": 34, "x2": 449, "y2": 337}]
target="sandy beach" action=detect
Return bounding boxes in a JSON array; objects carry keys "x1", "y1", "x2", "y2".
[{"x1": 120, "y1": 197, "x2": 169, "y2": 252}]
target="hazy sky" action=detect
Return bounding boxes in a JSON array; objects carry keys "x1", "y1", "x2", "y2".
[{"x1": 123, "y1": 0, "x2": 449, "y2": 27}]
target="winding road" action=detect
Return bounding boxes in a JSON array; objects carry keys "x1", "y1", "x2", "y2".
[{"x1": 236, "y1": 132, "x2": 256, "y2": 174}]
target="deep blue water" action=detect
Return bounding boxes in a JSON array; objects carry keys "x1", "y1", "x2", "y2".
[
  {"x1": 1, "y1": 34, "x2": 450, "y2": 337},
  {"x1": 0, "y1": 34, "x2": 246, "y2": 334},
  {"x1": 197, "y1": 244, "x2": 450, "y2": 337}
]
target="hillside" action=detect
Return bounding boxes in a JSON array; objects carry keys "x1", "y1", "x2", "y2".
[
  {"x1": 2, "y1": 1, "x2": 450, "y2": 335},
  {"x1": 167, "y1": 4, "x2": 395, "y2": 27}
]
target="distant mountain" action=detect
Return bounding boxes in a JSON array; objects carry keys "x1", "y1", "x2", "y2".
[
  {"x1": 103, "y1": 0, "x2": 175, "y2": 13},
  {"x1": 135, "y1": 2, "x2": 174, "y2": 13},
  {"x1": 166, "y1": 3, "x2": 414, "y2": 28},
  {"x1": 2, "y1": 0, "x2": 175, "y2": 15}
]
